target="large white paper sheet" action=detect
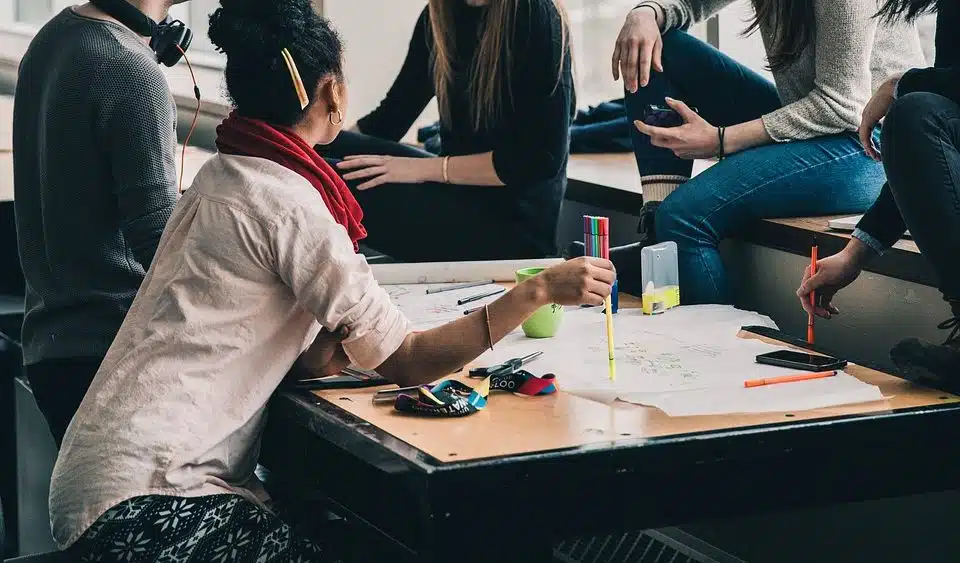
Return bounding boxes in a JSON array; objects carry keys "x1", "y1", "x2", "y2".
[
  {"x1": 635, "y1": 371, "x2": 883, "y2": 416},
  {"x1": 473, "y1": 305, "x2": 884, "y2": 415},
  {"x1": 377, "y1": 280, "x2": 885, "y2": 416}
]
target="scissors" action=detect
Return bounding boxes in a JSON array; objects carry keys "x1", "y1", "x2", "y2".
[
  {"x1": 468, "y1": 351, "x2": 543, "y2": 379},
  {"x1": 373, "y1": 351, "x2": 551, "y2": 403}
]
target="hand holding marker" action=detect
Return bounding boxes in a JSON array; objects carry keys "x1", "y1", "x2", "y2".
[{"x1": 584, "y1": 215, "x2": 616, "y2": 381}]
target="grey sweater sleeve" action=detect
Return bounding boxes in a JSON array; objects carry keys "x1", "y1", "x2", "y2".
[
  {"x1": 94, "y1": 57, "x2": 179, "y2": 269},
  {"x1": 641, "y1": 0, "x2": 737, "y2": 31},
  {"x1": 760, "y1": 0, "x2": 879, "y2": 141}
]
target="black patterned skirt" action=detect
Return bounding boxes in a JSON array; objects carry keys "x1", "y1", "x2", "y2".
[{"x1": 69, "y1": 494, "x2": 340, "y2": 562}]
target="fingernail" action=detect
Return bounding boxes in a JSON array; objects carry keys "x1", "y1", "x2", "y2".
[{"x1": 665, "y1": 96, "x2": 674, "y2": 101}]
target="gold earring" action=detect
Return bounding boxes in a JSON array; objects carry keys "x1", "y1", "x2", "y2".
[{"x1": 329, "y1": 109, "x2": 343, "y2": 125}]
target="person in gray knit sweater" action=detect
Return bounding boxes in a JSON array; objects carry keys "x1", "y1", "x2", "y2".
[
  {"x1": 13, "y1": 0, "x2": 188, "y2": 446},
  {"x1": 592, "y1": 0, "x2": 925, "y2": 304}
]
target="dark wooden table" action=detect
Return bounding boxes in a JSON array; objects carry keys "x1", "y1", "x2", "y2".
[{"x1": 260, "y1": 324, "x2": 960, "y2": 563}]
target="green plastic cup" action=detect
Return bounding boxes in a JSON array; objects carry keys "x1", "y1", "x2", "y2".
[{"x1": 516, "y1": 267, "x2": 564, "y2": 338}]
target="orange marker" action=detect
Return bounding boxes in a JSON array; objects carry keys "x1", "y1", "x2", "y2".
[
  {"x1": 807, "y1": 240, "x2": 818, "y2": 344},
  {"x1": 744, "y1": 370, "x2": 837, "y2": 388}
]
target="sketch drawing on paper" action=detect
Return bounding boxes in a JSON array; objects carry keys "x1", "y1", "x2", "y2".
[{"x1": 585, "y1": 340, "x2": 699, "y2": 383}]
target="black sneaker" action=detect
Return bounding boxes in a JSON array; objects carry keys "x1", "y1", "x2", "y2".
[
  {"x1": 890, "y1": 317, "x2": 960, "y2": 391},
  {"x1": 637, "y1": 200, "x2": 659, "y2": 241}
]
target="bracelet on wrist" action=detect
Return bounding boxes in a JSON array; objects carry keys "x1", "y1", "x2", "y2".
[
  {"x1": 717, "y1": 126, "x2": 726, "y2": 160},
  {"x1": 633, "y1": 2, "x2": 664, "y2": 26},
  {"x1": 634, "y1": 3, "x2": 657, "y2": 16}
]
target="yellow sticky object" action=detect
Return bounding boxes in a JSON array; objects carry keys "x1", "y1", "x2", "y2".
[{"x1": 642, "y1": 284, "x2": 680, "y2": 315}]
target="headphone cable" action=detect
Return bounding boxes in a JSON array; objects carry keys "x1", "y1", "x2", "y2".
[{"x1": 176, "y1": 44, "x2": 201, "y2": 194}]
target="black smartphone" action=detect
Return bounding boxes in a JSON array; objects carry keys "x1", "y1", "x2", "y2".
[
  {"x1": 756, "y1": 350, "x2": 848, "y2": 371},
  {"x1": 642, "y1": 103, "x2": 697, "y2": 128}
]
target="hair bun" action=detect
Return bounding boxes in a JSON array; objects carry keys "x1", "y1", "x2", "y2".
[{"x1": 209, "y1": 0, "x2": 315, "y2": 56}]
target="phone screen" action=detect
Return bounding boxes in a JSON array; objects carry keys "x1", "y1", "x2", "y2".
[
  {"x1": 643, "y1": 103, "x2": 699, "y2": 128},
  {"x1": 760, "y1": 350, "x2": 842, "y2": 368},
  {"x1": 643, "y1": 105, "x2": 683, "y2": 128}
]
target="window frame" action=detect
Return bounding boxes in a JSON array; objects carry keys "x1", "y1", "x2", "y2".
[
  {"x1": 0, "y1": 0, "x2": 325, "y2": 116},
  {"x1": 0, "y1": 0, "x2": 227, "y2": 69}
]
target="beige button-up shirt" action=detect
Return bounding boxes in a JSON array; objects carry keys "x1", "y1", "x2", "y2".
[{"x1": 49, "y1": 153, "x2": 411, "y2": 548}]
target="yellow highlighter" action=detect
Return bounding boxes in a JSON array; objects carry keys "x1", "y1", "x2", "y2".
[{"x1": 604, "y1": 295, "x2": 616, "y2": 381}]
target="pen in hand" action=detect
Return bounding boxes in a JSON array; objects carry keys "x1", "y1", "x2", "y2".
[{"x1": 807, "y1": 238, "x2": 817, "y2": 344}]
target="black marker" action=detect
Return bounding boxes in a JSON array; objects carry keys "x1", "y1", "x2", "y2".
[{"x1": 457, "y1": 287, "x2": 505, "y2": 306}]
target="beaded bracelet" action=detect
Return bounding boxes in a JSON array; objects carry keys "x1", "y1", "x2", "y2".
[
  {"x1": 717, "y1": 126, "x2": 726, "y2": 161},
  {"x1": 483, "y1": 304, "x2": 494, "y2": 350}
]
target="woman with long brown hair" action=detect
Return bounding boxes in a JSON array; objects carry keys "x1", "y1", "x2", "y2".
[
  {"x1": 582, "y1": 0, "x2": 925, "y2": 303},
  {"x1": 321, "y1": 0, "x2": 574, "y2": 262}
]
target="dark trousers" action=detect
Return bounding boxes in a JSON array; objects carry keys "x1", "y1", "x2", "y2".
[
  {"x1": 319, "y1": 131, "x2": 549, "y2": 262},
  {"x1": 24, "y1": 356, "x2": 102, "y2": 447},
  {"x1": 880, "y1": 92, "x2": 960, "y2": 306}
]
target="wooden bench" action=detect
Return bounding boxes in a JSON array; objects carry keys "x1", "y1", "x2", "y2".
[{"x1": 565, "y1": 153, "x2": 934, "y2": 288}]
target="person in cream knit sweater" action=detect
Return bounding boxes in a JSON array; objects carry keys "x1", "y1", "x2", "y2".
[{"x1": 590, "y1": 0, "x2": 924, "y2": 303}]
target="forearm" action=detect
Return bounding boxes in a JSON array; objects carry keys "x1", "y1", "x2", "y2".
[
  {"x1": 840, "y1": 236, "x2": 876, "y2": 268},
  {"x1": 376, "y1": 279, "x2": 546, "y2": 386},
  {"x1": 722, "y1": 118, "x2": 773, "y2": 155},
  {"x1": 422, "y1": 152, "x2": 505, "y2": 187}
]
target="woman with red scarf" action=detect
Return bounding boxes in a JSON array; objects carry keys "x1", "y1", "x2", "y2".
[{"x1": 45, "y1": 1, "x2": 613, "y2": 561}]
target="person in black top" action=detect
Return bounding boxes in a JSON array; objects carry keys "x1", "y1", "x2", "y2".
[
  {"x1": 797, "y1": 0, "x2": 960, "y2": 384},
  {"x1": 319, "y1": 0, "x2": 574, "y2": 262}
]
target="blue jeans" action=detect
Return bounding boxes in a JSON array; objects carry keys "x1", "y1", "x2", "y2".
[{"x1": 625, "y1": 30, "x2": 886, "y2": 304}]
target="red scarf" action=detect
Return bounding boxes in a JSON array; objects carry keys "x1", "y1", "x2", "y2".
[{"x1": 215, "y1": 112, "x2": 367, "y2": 249}]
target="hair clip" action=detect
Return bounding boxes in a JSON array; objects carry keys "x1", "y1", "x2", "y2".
[{"x1": 280, "y1": 47, "x2": 309, "y2": 110}]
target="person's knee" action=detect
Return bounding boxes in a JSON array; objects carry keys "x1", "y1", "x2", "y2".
[
  {"x1": 658, "y1": 29, "x2": 714, "y2": 76},
  {"x1": 659, "y1": 28, "x2": 686, "y2": 50},
  {"x1": 882, "y1": 92, "x2": 953, "y2": 151},
  {"x1": 654, "y1": 194, "x2": 700, "y2": 244}
]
